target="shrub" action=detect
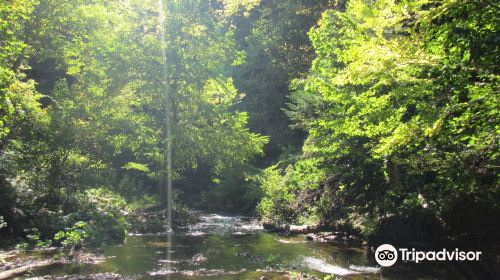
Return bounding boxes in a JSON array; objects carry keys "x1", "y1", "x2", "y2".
[
  {"x1": 82, "y1": 188, "x2": 127, "y2": 217},
  {"x1": 55, "y1": 188, "x2": 129, "y2": 247},
  {"x1": 15, "y1": 228, "x2": 52, "y2": 251},
  {"x1": 55, "y1": 215, "x2": 126, "y2": 248},
  {"x1": 84, "y1": 213, "x2": 126, "y2": 247},
  {"x1": 54, "y1": 221, "x2": 88, "y2": 248},
  {"x1": 256, "y1": 158, "x2": 326, "y2": 224}
]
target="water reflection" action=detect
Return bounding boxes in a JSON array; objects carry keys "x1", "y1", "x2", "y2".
[
  {"x1": 109, "y1": 214, "x2": 379, "y2": 279},
  {"x1": 38, "y1": 214, "x2": 458, "y2": 279}
]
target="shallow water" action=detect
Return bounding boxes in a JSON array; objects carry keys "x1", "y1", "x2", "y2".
[{"x1": 33, "y1": 214, "x2": 466, "y2": 279}]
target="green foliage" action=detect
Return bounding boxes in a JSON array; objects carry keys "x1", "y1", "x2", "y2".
[
  {"x1": 259, "y1": 0, "x2": 499, "y2": 245},
  {"x1": 53, "y1": 216, "x2": 125, "y2": 248},
  {"x1": 68, "y1": 188, "x2": 127, "y2": 246},
  {"x1": 324, "y1": 274, "x2": 335, "y2": 280},
  {"x1": 122, "y1": 162, "x2": 150, "y2": 173},
  {"x1": 222, "y1": 0, "x2": 260, "y2": 16},
  {"x1": 256, "y1": 158, "x2": 327, "y2": 223},
  {"x1": 233, "y1": 0, "x2": 332, "y2": 162},
  {"x1": 126, "y1": 195, "x2": 159, "y2": 212},
  {"x1": 87, "y1": 215, "x2": 126, "y2": 247},
  {"x1": 1, "y1": 0, "x2": 267, "y2": 244},
  {"x1": 0, "y1": 0, "x2": 44, "y2": 140},
  {"x1": 27, "y1": 228, "x2": 53, "y2": 248},
  {"x1": 15, "y1": 242, "x2": 29, "y2": 251},
  {"x1": 54, "y1": 221, "x2": 88, "y2": 248},
  {"x1": 15, "y1": 228, "x2": 52, "y2": 251},
  {"x1": 1, "y1": 0, "x2": 497, "y2": 255},
  {"x1": 83, "y1": 188, "x2": 127, "y2": 217},
  {"x1": 200, "y1": 164, "x2": 263, "y2": 212},
  {"x1": 255, "y1": 166, "x2": 296, "y2": 222}
]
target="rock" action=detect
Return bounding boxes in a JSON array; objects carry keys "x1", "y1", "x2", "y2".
[
  {"x1": 306, "y1": 231, "x2": 363, "y2": 245},
  {"x1": 192, "y1": 253, "x2": 207, "y2": 263},
  {"x1": 260, "y1": 276, "x2": 267, "y2": 280},
  {"x1": 263, "y1": 223, "x2": 318, "y2": 235},
  {"x1": 306, "y1": 232, "x2": 338, "y2": 242},
  {"x1": 262, "y1": 222, "x2": 278, "y2": 231},
  {"x1": 288, "y1": 225, "x2": 316, "y2": 234},
  {"x1": 323, "y1": 235, "x2": 338, "y2": 241}
]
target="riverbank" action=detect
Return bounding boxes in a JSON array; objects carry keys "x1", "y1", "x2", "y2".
[
  {"x1": 0, "y1": 207, "x2": 198, "y2": 279},
  {"x1": 263, "y1": 222, "x2": 363, "y2": 246},
  {"x1": 0, "y1": 247, "x2": 107, "y2": 280}
]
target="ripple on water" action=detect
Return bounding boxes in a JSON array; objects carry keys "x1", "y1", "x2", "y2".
[
  {"x1": 185, "y1": 214, "x2": 262, "y2": 236},
  {"x1": 158, "y1": 259, "x2": 179, "y2": 263},
  {"x1": 185, "y1": 230, "x2": 205, "y2": 236},
  {"x1": 277, "y1": 239, "x2": 305, "y2": 244},
  {"x1": 33, "y1": 214, "x2": 385, "y2": 279}
]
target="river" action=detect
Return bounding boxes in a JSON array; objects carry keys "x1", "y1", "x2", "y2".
[{"x1": 32, "y1": 214, "x2": 462, "y2": 279}]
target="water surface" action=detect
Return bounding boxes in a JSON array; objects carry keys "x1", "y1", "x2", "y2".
[{"x1": 34, "y1": 214, "x2": 462, "y2": 279}]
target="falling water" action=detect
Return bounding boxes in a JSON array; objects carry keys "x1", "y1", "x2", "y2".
[{"x1": 158, "y1": 0, "x2": 173, "y2": 277}]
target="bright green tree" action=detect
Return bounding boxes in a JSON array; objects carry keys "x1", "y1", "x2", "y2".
[{"x1": 260, "y1": 0, "x2": 499, "y2": 245}]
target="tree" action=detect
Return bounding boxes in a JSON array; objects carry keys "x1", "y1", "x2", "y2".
[
  {"x1": 259, "y1": 0, "x2": 499, "y2": 246},
  {"x1": 232, "y1": 0, "x2": 336, "y2": 164}
]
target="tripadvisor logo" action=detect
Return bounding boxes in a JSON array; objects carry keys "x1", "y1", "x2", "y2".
[
  {"x1": 375, "y1": 244, "x2": 398, "y2": 266},
  {"x1": 374, "y1": 244, "x2": 482, "y2": 267}
]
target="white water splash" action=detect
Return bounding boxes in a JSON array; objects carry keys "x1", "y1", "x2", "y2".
[
  {"x1": 185, "y1": 214, "x2": 262, "y2": 236},
  {"x1": 303, "y1": 257, "x2": 361, "y2": 276},
  {"x1": 349, "y1": 264, "x2": 381, "y2": 273}
]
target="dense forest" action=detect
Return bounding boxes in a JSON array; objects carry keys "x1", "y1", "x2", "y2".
[{"x1": 0, "y1": 0, "x2": 499, "y2": 278}]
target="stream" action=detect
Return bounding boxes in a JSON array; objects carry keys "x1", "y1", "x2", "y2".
[{"x1": 31, "y1": 214, "x2": 461, "y2": 279}]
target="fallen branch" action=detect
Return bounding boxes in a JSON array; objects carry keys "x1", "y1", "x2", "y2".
[{"x1": 0, "y1": 260, "x2": 62, "y2": 280}]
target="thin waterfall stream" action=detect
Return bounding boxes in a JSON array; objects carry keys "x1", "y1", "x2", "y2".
[{"x1": 158, "y1": 0, "x2": 173, "y2": 277}]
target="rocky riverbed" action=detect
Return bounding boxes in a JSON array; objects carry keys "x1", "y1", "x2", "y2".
[{"x1": 262, "y1": 222, "x2": 363, "y2": 246}]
